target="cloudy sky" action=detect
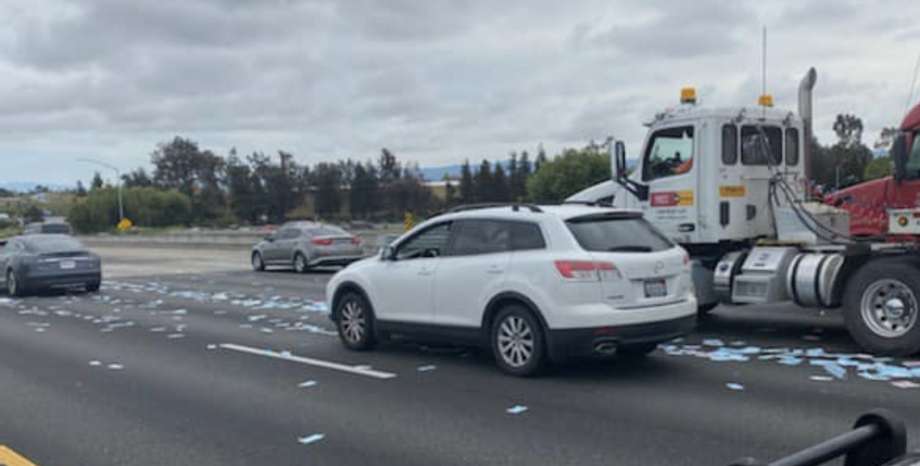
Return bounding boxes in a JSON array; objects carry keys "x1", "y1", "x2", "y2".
[{"x1": 1, "y1": 0, "x2": 919, "y2": 186}]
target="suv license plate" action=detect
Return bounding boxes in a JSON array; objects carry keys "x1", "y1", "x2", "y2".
[
  {"x1": 60, "y1": 260, "x2": 76, "y2": 270},
  {"x1": 644, "y1": 279, "x2": 667, "y2": 298}
]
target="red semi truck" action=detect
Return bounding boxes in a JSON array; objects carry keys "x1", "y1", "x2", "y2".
[{"x1": 827, "y1": 104, "x2": 920, "y2": 238}]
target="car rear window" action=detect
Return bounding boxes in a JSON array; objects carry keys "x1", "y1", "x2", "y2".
[
  {"x1": 41, "y1": 224, "x2": 72, "y2": 234},
  {"x1": 308, "y1": 226, "x2": 348, "y2": 236},
  {"x1": 24, "y1": 236, "x2": 85, "y2": 253},
  {"x1": 566, "y1": 214, "x2": 673, "y2": 252}
]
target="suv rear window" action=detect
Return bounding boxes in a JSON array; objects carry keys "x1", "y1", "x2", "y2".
[{"x1": 566, "y1": 214, "x2": 673, "y2": 252}]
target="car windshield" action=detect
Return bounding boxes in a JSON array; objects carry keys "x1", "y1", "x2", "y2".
[
  {"x1": 23, "y1": 236, "x2": 85, "y2": 253},
  {"x1": 566, "y1": 214, "x2": 673, "y2": 252}
]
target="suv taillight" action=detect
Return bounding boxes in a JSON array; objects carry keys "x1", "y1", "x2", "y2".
[{"x1": 554, "y1": 260, "x2": 620, "y2": 281}]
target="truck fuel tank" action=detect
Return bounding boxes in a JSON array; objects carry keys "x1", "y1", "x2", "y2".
[
  {"x1": 786, "y1": 252, "x2": 845, "y2": 308},
  {"x1": 731, "y1": 247, "x2": 799, "y2": 304}
]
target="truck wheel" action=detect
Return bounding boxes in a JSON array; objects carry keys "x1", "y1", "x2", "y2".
[{"x1": 844, "y1": 260, "x2": 920, "y2": 356}]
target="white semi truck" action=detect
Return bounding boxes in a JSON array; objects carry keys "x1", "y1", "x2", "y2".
[{"x1": 568, "y1": 68, "x2": 920, "y2": 356}]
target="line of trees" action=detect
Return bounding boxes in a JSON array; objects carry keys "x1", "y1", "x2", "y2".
[
  {"x1": 68, "y1": 137, "x2": 582, "y2": 232},
  {"x1": 811, "y1": 114, "x2": 893, "y2": 189},
  {"x1": 65, "y1": 110, "x2": 893, "y2": 233}
]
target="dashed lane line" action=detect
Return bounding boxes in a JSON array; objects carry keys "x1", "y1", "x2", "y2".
[{"x1": 218, "y1": 343, "x2": 397, "y2": 379}]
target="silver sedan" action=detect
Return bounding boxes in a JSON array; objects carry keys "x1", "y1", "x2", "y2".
[{"x1": 251, "y1": 222, "x2": 365, "y2": 273}]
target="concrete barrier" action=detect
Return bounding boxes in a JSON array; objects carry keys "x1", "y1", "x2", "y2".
[{"x1": 80, "y1": 230, "x2": 396, "y2": 254}]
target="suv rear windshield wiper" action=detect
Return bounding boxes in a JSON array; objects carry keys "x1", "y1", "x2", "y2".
[{"x1": 607, "y1": 245, "x2": 653, "y2": 252}]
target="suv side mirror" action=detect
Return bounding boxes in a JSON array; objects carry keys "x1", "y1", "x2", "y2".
[
  {"x1": 614, "y1": 140, "x2": 627, "y2": 179},
  {"x1": 381, "y1": 245, "x2": 396, "y2": 261},
  {"x1": 892, "y1": 133, "x2": 909, "y2": 182}
]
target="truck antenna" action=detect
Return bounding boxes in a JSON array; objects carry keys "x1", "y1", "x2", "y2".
[
  {"x1": 906, "y1": 52, "x2": 920, "y2": 114},
  {"x1": 761, "y1": 26, "x2": 767, "y2": 118}
]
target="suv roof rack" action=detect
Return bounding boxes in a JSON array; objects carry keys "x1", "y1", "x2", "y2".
[
  {"x1": 446, "y1": 203, "x2": 543, "y2": 214},
  {"x1": 563, "y1": 200, "x2": 614, "y2": 207}
]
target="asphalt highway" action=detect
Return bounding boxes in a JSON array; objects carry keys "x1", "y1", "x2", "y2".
[{"x1": 0, "y1": 245, "x2": 918, "y2": 465}]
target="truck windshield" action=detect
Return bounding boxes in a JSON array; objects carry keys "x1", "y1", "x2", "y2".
[
  {"x1": 642, "y1": 126, "x2": 694, "y2": 182},
  {"x1": 906, "y1": 132, "x2": 920, "y2": 178},
  {"x1": 566, "y1": 215, "x2": 674, "y2": 252}
]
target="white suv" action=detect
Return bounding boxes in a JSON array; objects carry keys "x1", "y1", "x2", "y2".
[{"x1": 326, "y1": 203, "x2": 697, "y2": 376}]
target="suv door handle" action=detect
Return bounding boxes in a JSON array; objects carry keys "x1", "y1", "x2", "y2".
[
  {"x1": 418, "y1": 267, "x2": 434, "y2": 276},
  {"x1": 486, "y1": 265, "x2": 504, "y2": 274}
]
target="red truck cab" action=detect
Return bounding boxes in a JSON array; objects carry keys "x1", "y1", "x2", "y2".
[{"x1": 826, "y1": 103, "x2": 920, "y2": 237}]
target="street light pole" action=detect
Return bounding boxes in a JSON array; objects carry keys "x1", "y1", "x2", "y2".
[{"x1": 78, "y1": 158, "x2": 123, "y2": 222}]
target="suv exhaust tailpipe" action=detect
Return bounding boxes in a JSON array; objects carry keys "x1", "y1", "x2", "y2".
[{"x1": 594, "y1": 341, "x2": 618, "y2": 355}]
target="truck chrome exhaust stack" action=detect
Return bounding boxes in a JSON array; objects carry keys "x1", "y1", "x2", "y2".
[{"x1": 798, "y1": 67, "x2": 817, "y2": 194}]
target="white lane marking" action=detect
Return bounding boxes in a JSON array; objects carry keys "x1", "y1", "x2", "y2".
[
  {"x1": 219, "y1": 343, "x2": 397, "y2": 379},
  {"x1": 298, "y1": 433, "x2": 325, "y2": 445},
  {"x1": 506, "y1": 405, "x2": 528, "y2": 415}
]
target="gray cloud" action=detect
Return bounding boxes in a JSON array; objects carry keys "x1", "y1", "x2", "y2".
[{"x1": 0, "y1": 0, "x2": 918, "y2": 184}]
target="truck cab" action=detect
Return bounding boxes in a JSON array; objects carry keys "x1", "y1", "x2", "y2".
[
  {"x1": 570, "y1": 94, "x2": 806, "y2": 247},
  {"x1": 826, "y1": 103, "x2": 920, "y2": 237}
]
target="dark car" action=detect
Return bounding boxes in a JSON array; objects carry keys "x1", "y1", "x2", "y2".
[
  {"x1": 0, "y1": 234, "x2": 102, "y2": 296},
  {"x1": 23, "y1": 221, "x2": 73, "y2": 235}
]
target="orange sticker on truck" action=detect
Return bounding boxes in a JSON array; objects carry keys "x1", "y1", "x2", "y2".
[
  {"x1": 650, "y1": 190, "x2": 694, "y2": 207},
  {"x1": 719, "y1": 185, "x2": 746, "y2": 197}
]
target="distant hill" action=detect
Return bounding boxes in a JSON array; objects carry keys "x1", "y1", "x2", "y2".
[
  {"x1": 418, "y1": 159, "x2": 638, "y2": 181},
  {"x1": 0, "y1": 182, "x2": 70, "y2": 193}
]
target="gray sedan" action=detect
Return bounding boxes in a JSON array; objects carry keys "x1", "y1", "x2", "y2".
[
  {"x1": 0, "y1": 234, "x2": 102, "y2": 296},
  {"x1": 251, "y1": 222, "x2": 365, "y2": 273}
]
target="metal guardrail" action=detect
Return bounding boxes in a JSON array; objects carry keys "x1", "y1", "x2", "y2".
[{"x1": 730, "y1": 410, "x2": 909, "y2": 466}]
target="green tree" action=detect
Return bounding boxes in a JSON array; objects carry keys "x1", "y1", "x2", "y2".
[
  {"x1": 313, "y1": 162, "x2": 342, "y2": 218},
  {"x1": 508, "y1": 152, "x2": 521, "y2": 201},
  {"x1": 225, "y1": 153, "x2": 259, "y2": 224},
  {"x1": 150, "y1": 136, "x2": 226, "y2": 222},
  {"x1": 69, "y1": 187, "x2": 192, "y2": 233},
  {"x1": 519, "y1": 151, "x2": 532, "y2": 189},
  {"x1": 444, "y1": 176, "x2": 457, "y2": 208},
  {"x1": 350, "y1": 162, "x2": 376, "y2": 219},
  {"x1": 122, "y1": 168, "x2": 153, "y2": 188},
  {"x1": 833, "y1": 114, "x2": 864, "y2": 148},
  {"x1": 492, "y1": 162, "x2": 510, "y2": 202},
  {"x1": 91, "y1": 172, "x2": 104, "y2": 190},
  {"x1": 459, "y1": 160, "x2": 474, "y2": 203},
  {"x1": 863, "y1": 156, "x2": 892, "y2": 181},
  {"x1": 75, "y1": 181, "x2": 87, "y2": 197},
  {"x1": 526, "y1": 147, "x2": 610, "y2": 202},
  {"x1": 534, "y1": 145, "x2": 548, "y2": 172},
  {"x1": 474, "y1": 159, "x2": 493, "y2": 202},
  {"x1": 23, "y1": 205, "x2": 44, "y2": 223}
]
